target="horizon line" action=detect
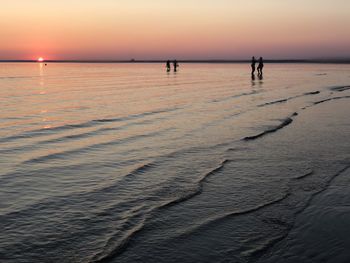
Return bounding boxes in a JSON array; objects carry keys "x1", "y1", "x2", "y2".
[{"x1": 1, "y1": 58, "x2": 350, "y2": 64}]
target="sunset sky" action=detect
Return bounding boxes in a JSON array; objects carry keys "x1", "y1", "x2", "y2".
[{"x1": 1, "y1": 0, "x2": 350, "y2": 60}]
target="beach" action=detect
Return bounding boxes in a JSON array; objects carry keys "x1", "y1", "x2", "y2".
[{"x1": 0, "y1": 63, "x2": 349, "y2": 263}]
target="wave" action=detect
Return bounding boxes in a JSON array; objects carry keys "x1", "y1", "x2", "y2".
[
  {"x1": 0, "y1": 155, "x2": 148, "y2": 184},
  {"x1": 0, "y1": 107, "x2": 179, "y2": 144},
  {"x1": 244, "y1": 231, "x2": 290, "y2": 259},
  {"x1": 122, "y1": 163, "x2": 157, "y2": 181},
  {"x1": 304, "y1": 91, "x2": 320, "y2": 95},
  {"x1": 158, "y1": 159, "x2": 230, "y2": 210},
  {"x1": 329, "y1": 85, "x2": 350, "y2": 92},
  {"x1": 258, "y1": 98, "x2": 289, "y2": 107},
  {"x1": 90, "y1": 213, "x2": 147, "y2": 263},
  {"x1": 199, "y1": 159, "x2": 229, "y2": 183},
  {"x1": 152, "y1": 167, "x2": 348, "y2": 262},
  {"x1": 0, "y1": 75, "x2": 38, "y2": 79},
  {"x1": 88, "y1": 158, "x2": 232, "y2": 262},
  {"x1": 226, "y1": 146, "x2": 251, "y2": 152},
  {"x1": 293, "y1": 170, "x2": 314, "y2": 180},
  {"x1": 313, "y1": 95, "x2": 350, "y2": 105},
  {"x1": 247, "y1": 166, "x2": 350, "y2": 260},
  {"x1": 243, "y1": 112, "x2": 298, "y2": 141},
  {"x1": 106, "y1": 166, "x2": 349, "y2": 263},
  {"x1": 178, "y1": 167, "x2": 349, "y2": 260},
  {"x1": 0, "y1": 123, "x2": 98, "y2": 144},
  {"x1": 207, "y1": 192, "x2": 290, "y2": 220},
  {"x1": 39, "y1": 117, "x2": 168, "y2": 145},
  {"x1": 22, "y1": 128, "x2": 172, "y2": 164},
  {"x1": 0, "y1": 163, "x2": 155, "y2": 221},
  {"x1": 295, "y1": 165, "x2": 350, "y2": 216},
  {"x1": 175, "y1": 192, "x2": 290, "y2": 243},
  {"x1": 211, "y1": 89, "x2": 262, "y2": 103},
  {"x1": 0, "y1": 115, "x2": 172, "y2": 155},
  {"x1": 102, "y1": 164, "x2": 347, "y2": 263},
  {"x1": 258, "y1": 91, "x2": 320, "y2": 107},
  {"x1": 1, "y1": 139, "x2": 231, "y2": 196},
  {"x1": 157, "y1": 185, "x2": 203, "y2": 210},
  {"x1": 315, "y1": 73, "x2": 327, "y2": 76},
  {"x1": 89, "y1": 153, "x2": 231, "y2": 218},
  {"x1": 94, "y1": 107, "x2": 178, "y2": 123}
]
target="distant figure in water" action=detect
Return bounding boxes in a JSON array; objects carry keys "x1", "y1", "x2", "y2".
[
  {"x1": 251, "y1": 56, "x2": 256, "y2": 75},
  {"x1": 166, "y1": 60, "x2": 171, "y2": 72},
  {"x1": 257, "y1": 57, "x2": 264, "y2": 76},
  {"x1": 173, "y1": 60, "x2": 179, "y2": 72}
]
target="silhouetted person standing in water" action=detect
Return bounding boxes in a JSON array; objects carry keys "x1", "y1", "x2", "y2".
[
  {"x1": 173, "y1": 60, "x2": 179, "y2": 72},
  {"x1": 251, "y1": 56, "x2": 256, "y2": 76},
  {"x1": 166, "y1": 60, "x2": 171, "y2": 72},
  {"x1": 257, "y1": 57, "x2": 264, "y2": 76}
]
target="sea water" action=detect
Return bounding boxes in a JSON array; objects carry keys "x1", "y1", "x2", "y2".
[{"x1": 0, "y1": 63, "x2": 349, "y2": 262}]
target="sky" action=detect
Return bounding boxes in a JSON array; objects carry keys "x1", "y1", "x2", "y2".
[{"x1": 1, "y1": 0, "x2": 350, "y2": 60}]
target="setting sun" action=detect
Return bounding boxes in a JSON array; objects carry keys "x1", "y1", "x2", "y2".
[{"x1": 37, "y1": 57, "x2": 44, "y2": 62}]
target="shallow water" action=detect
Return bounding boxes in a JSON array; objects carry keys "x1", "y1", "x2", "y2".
[{"x1": 0, "y1": 63, "x2": 349, "y2": 262}]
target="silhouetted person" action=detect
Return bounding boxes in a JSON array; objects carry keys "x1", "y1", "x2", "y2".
[
  {"x1": 257, "y1": 57, "x2": 264, "y2": 76},
  {"x1": 251, "y1": 56, "x2": 256, "y2": 75},
  {"x1": 173, "y1": 60, "x2": 179, "y2": 72},
  {"x1": 166, "y1": 60, "x2": 171, "y2": 72}
]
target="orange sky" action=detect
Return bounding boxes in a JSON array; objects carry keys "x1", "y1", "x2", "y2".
[{"x1": 1, "y1": 0, "x2": 350, "y2": 60}]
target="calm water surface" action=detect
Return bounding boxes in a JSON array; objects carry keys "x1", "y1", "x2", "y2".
[{"x1": 0, "y1": 63, "x2": 349, "y2": 262}]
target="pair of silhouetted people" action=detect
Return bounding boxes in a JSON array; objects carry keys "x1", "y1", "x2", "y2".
[
  {"x1": 251, "y1": 56, "x2": 264, "y2": 77},
  {"x1": 166, "y1": 60, "x2": 179, "y2": 72}
]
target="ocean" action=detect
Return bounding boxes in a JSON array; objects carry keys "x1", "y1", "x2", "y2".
[{"x1": 0, "y1": 63, "x2": 349, "y2": 263}]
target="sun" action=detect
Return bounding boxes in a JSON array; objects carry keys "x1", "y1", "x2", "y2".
[{"x1": 37, "y1": 57, "x2": 44, "y2": 62}]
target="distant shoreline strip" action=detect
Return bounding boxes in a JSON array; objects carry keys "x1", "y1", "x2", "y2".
[{"x1": 1, "y1": 59, "x2": 350, "y2": 64}]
